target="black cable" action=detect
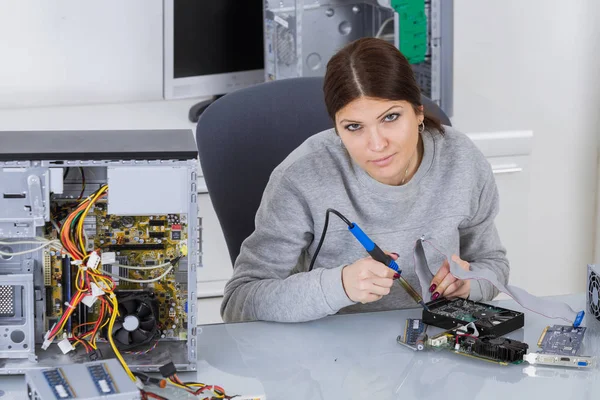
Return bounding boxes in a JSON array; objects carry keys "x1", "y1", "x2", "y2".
[
  {"x1": 77, "y1": 167, "x2": 86, "y2": 200},
  {"x1": 308, "y1": 208, "x2": 353, "y2": 272},
  {"x1": 63, "y1": 167, "x2": 70, "y2": 180}
]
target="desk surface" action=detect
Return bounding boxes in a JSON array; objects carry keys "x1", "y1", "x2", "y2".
[{"x1": 2, "y1": 294, "x2": 599, "y2": 400}]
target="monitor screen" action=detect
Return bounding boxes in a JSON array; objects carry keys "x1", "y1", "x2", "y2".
[
  {"x1": 174, "y1": 0, "x2": 264, "y2": 78},
  {"x1": 164, "y1": 0, "x2": 265, "y2": 99}
]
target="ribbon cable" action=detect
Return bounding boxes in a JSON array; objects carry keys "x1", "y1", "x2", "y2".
[{"x1": 414, "y1": 237, "x2": 584, "y2": 327}]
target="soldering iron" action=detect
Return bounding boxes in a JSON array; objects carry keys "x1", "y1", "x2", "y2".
[{"x1": 309, "y1": 208, "x2": 429, "y2": 311}]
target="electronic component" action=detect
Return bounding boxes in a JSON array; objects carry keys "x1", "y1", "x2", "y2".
[
  {"x1": 111, "y1": 292, "x2": 159, "y2": 350},
  {"x1": 159, "y1": 361, "x2": 177, "y2": 378},
  {"x1": 423, "y1": 298, "x2": 524, "y2": 337},
  {"x1": 404, "y1": 318, "x2": 426, "y2": 348},
  {"x1": 537, "y1": 325, "x2": 586, "y2": 356},
  {"x1": 523, "y1": 353, "x2": 595, "y2": 369},
  {"x1": 43, "y1": 251, "x2": 52, "y2": 286},
  {"x1": 107, "y1": 244, "x2": 166, "y2": 251},
  {"x1": 587, "y1": 264, "x2": 600, "y2": 330},
  {"x1": 25, "y1": 358, "x2": 141, "y2": 399},
  {"x1": 61, "y1": 256, "x2": 72, "y2": 333},
  {"x1": 428, "y1": 329, "x2": 528, "y2": 365},
  {"x1": 0, "y1": 129, "x2": 199, "y2": 375}
]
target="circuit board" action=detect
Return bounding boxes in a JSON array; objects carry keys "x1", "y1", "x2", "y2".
[
  {"x1": 423, "y1": 298, "x2": 525, "y2": 337},
  {"x1": 537, "y1": 325, "x2": 586, "y2": 356},
  {"x1": 427, "y1": 330, "x2": 529, "y2": 366},
  {"x1": 431, "y1": 300, "x2": 504, "y2": 322},
  {"x1": 43, "y1": 205, "x2": 189, "y2": 343},
  {"x1": 404, "y1": 318, "x2": 425, "y2": 345}
]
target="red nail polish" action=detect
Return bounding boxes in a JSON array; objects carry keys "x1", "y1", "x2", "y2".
[
  {"x1": 393, "y1": 273, "x2": 400, "y2": 279},
  {"x1": 432, "y1": 292, "x2": 440, "y2": 300},
  {"x1": 429, "y1": 284, "x2": 437, "y2": 293}
]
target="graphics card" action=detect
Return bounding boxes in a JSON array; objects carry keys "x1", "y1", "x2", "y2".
[{"x1": 425, "y1": 328, "x2": 529, "y2": 365}]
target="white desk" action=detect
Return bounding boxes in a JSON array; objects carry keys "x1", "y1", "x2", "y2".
[{"x1": 1, "y1": 294, "x2": 598, "y2": 399}]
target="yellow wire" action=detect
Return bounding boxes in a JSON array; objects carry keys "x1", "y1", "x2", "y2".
[
  {"x1": 107, "y1": 294, "x2": 136, "y2": 382},
  {"x1": 76, "y1": 186, "x2": 107, "y2": 255}
]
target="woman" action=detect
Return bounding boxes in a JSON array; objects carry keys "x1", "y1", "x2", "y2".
[{"x1": 221, "y1": 38, "x2": 509, "y2": 323}]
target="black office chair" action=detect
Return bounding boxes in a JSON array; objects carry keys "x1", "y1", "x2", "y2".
[{"x1": 196, "y1": 77, "x2": 451, "y2": 265}]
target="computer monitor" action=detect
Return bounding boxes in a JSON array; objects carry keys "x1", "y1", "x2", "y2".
[{"x1": 163, "y1": 0, "x2": 265, "y2": 100}]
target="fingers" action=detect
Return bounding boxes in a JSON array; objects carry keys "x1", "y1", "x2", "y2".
[
  {"x1": 370, "y1": 277, "x2": 394, "y2": 289},
  {"x1": 367, "y1": 261, "x2": 396, "y2": 279},
  {"x1": 452, "y1": 255, "x2": 470, "y2": 271},
  {"x1": 442, "y1": 279, "x2": 464, "y2": 297},
  {"x1": 432, "y1": 269, "x2": 457, "y2": 300},
  {"x1": 364, "y1": 282, "x2": 391, "y2": 296},
  {"x1": 444, "y1": 279, "x2": 470, "y2": 299},
  {"x1": 429, "y1": 259, "x2": 450, "y2": 295},
  {"x1": 361, "y1": 294, "x2": 383, "y2": 304}
]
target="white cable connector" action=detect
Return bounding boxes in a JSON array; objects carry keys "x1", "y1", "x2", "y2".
[
  {"x1": 87, "y1": 251, "x2": 101, "y2": 270},
  {"x1": 134, "y1": 377, "x2": 145, "y2": 390},
  {"x1": 41, "y1": 326, "x2": 56, "y2": 350},
  {"x1": 58, "y1": 338, "x2": 75, "y2": 354},
  {"x1": 81, "y1": 295, "x2": 98, "y2": 308},
  {"x1": 90, "y1": 282, "x2": 105, "y2": 297},
  {"x1": 101, "y1": 251, "x2": 116, "y2": 265}
]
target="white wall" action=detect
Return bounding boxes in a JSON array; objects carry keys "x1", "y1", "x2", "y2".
[
  {"x1": 452, "y1": 0, "x2": 600, "y2": 295},
  {"x1": 0, "y1": 0, "x2": 164, "y2": 108},
  {"x1": 1, "y1": 0, "x2": 599, "y2": 300}
]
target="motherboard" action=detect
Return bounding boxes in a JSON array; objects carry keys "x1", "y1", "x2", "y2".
[{"x1": 44, "y1": 202, "x2": 189, "y2": 349}]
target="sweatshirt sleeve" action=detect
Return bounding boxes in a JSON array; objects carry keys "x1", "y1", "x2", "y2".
[
  {"x1": 220, "y1": 169, "x2": 355, "y2": 323},
  {"x1": 459, "y1": 170, "x2": 510, "y2": 301}
]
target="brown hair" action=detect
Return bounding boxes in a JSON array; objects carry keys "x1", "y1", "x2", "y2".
[{"x1": 323, "y1": 37, "x2": 444, "y2": 133}]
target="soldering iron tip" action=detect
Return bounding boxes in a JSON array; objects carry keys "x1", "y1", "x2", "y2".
[{"x1": 419, "y1": 300, "x2": 429, "y2": 311}]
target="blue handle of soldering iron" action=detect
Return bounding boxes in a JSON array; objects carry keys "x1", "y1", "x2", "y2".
[{"x1": 348, "y1": 223, "x2": 400, "y2": 273}]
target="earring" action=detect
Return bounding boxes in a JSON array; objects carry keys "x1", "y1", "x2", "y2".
[{"x1": 418, "y1": 121, "x2": 425, "y2": 133}]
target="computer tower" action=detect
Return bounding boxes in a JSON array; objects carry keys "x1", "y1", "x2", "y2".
[
  {"x1": 0, "y1": 129, "x2": 200, "y2": 374},
  {"x1": 264, "y1": 0, "x2": 454, "y2": 115}
]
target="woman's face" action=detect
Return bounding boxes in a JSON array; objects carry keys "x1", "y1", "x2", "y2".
[{"x1": 335, "y1": 96, "x2": 424, "y2": 186}]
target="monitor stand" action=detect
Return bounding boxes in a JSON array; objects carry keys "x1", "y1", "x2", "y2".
[{"x1": 188, "y1": 95, "x2": 225, "y2": 123}]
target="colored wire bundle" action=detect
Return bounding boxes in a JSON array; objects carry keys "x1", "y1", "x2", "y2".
[
  {"x1": 43, "y1": 184, "x2": 137, "y2": 382},
  {"x1": 167, "y1": 374, "x2": 237, "y2": 399},
  {"x1": 59, "y1": 184, "x2": 107, "y2": 260}
]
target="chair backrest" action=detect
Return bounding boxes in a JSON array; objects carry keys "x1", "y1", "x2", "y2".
[{"x1": 196, "y1": 77, "x2": 451, "y2": 265}]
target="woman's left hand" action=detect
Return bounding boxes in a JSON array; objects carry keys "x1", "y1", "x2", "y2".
[{"x1": 429, "y1": 255, "x2": 471, "y2": 300}]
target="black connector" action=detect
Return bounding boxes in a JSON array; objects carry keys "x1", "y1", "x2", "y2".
[
  {"x1": 88, "y1": 348, "x2": 102, "y2": 361},
  {"x1": 159, "y1": 361, "x2": 177, "y2": 378},
  {"x1": 134, "y1": 372, "x2": 166, "y2": 388},
  {"x1": 169, "y1": 256, "x2": 182, "y2": 266}
]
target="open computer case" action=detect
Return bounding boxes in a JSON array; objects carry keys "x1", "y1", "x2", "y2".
[
  {"x1": 0, "y1": 129, "x2": 200, "y2": 374},
  {"x1": 264, "y1": 0, "x2": 454, "y2": 114}
]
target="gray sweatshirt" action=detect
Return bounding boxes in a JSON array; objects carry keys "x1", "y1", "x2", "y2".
[{"x1": 221, "y1": 126, "x2": 509, "y2": 323}]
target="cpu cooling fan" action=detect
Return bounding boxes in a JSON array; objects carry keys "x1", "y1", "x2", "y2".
[{"x1": 111, "y1": 292, "x2": 159, "y2": 350}]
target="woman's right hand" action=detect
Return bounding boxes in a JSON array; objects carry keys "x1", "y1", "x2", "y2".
[{"x1": 341, "y1": 255, "x2": 398, "y2": 304}]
